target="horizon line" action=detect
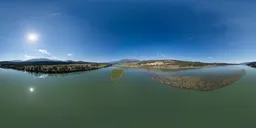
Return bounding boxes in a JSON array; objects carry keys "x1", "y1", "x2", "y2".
[{"x1": 0, "y1": 58, "x2": 249, "y2": 64}]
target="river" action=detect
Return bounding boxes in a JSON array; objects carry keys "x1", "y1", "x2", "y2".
[{"x1": 0, "y1": 65, "x2": 256, "y2": 128}]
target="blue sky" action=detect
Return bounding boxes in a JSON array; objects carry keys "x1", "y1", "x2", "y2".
[{"x1": 0, "y1": 0, "x2": 255, "y2": 63}]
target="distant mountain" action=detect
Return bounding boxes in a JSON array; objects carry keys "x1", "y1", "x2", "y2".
[
  {"x1": 109, "y1": 59, "x2": 140, "y2": 64},
  {"x1": 65, "y1": 60, "x2": 96, "y2": 64},
  {"x1": 0, "y1": 58, "x2": 61, "y2": 64},
  {"x1": 240, "y1": 62, "x2": 253, "y2": 65},
  {"x1": 0, "y1": 58, "x2": 107, "y2": 65},
  {"x1": 10, "y1": 60, "x2": 23, "y2": 62},
  {"x1": 25, "y1": 58, "x2": 58, "y2": 62}
]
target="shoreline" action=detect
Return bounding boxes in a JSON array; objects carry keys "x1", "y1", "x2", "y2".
[
  {"x1": 0, "y1": 67, "x2": 103, "y2": 74},
  {"x1": 0, "y1": 64, "x2": 111, "y2": 74},
  {"x1": 115, "y1": 65, "x2": 215, "y2": 70}
]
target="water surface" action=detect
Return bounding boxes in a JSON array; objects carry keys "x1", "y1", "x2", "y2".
[{"x1": 0, "y1": 66, "x2": 256, "y2": 128}]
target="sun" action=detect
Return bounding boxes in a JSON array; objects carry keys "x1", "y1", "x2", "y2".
[{"x1": 27, "y1": 33, "x2": 39, "y2": 42}]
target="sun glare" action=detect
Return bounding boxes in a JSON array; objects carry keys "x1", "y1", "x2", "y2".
[
  {"x1": 27, "y1": 33, "x2": 39, "y2": 42},
  {"x1": 29, "y1": 87, "x2": 34, "y2": 92}
]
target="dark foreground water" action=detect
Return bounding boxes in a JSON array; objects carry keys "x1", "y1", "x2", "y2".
[{"x1": 0, "y1": 65, "x2": 256, "y2": 128}]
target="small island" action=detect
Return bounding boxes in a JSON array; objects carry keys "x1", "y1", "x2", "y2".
[
  {"x1": 115, "y1": 59, "x2": 235, "y2": 69},
  {"x1": 0, "y1": 59, "x2": 112, "y2": 74}
]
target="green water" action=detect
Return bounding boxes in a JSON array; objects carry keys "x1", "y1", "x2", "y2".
[{"x1": 0, "y1": 66, "x2": 256, "y2": 128}]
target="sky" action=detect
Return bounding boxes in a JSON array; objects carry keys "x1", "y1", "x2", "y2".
[{"x1": 0, "y1": 0, "x2": 255, "y2": 63}]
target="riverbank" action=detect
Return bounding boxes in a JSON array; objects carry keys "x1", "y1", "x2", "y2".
[
  {"x1": 114, "y1": 59, "x2": 235, "y2": 70},
  {"x1": 0, "y1": 64, "x2": 111, "y2": 74},
  {"x1": 115, "y1": 64, "x2": 213, "y2": 69}
]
